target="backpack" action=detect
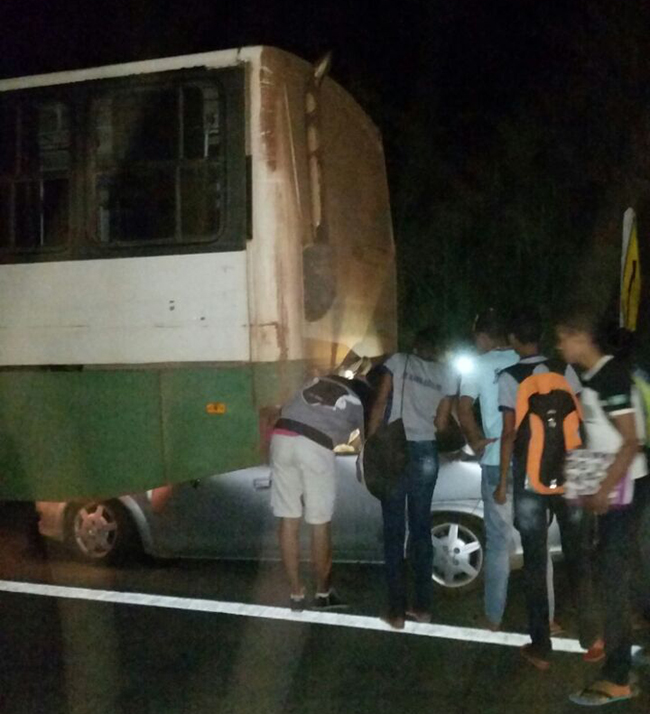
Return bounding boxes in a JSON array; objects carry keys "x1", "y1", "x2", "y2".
[
  {"x1": 505, "y1": 359, "x2": 583, "y2": 495},
  {"x1": 632, "y1": 371, "x2": 650, "y2": 448}
]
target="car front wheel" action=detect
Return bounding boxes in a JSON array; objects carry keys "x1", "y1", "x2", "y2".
[
  {"x1": 66, "y1": 500, "x2": 137, "y2": 565},
  {"x1": 430, "y1": 513, "x2": 485, "y2": 594}
]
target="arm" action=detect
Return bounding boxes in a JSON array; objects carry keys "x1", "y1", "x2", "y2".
[
  {"x1": 495, "y1": 410, "x2": 516, "y2": 504},
  {"x1": 586, "y1": 411, "x2": 639, "y2": 514},
  {"x1": 434, "y1": 395, "x2": 454, "y2": 433},
  {"x1": 367, "y1": 371, "x2": 392, "y2": 438},
  {"x1": 458, "y1": 396, "x2": 496, "y2": 456}
]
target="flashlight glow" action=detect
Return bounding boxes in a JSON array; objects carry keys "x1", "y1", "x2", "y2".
[{"x1": 454, "y1": 355, "x2": 475, "y2": 375}]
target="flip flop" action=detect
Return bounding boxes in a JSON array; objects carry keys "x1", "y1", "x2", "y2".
[
  {"x1": 406, "y1": 610, "x2": 432, "y2": 624},
  {"x1": 632, "y1": 648, "x2": 650, "y2": 668},
  {"x1": 569, "y1": 684, "x2": 638, "y2": 706}
]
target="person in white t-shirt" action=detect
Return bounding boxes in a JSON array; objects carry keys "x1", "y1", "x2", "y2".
[
  {"x1": 458, "y1": 309, "x2": 518, "y2": 629},
  {"x1": 557, "y1": 307, "x2": 646, "y2": 707},
  {"x1": 368, "y1": 327, "x2": 458, "y2": 629},
  {"x1": 459, "y1": 309, "x2": 561, "y2": 632},
  {"x1": 498, "y1": 309, "x2": 599, "y2": 672}
]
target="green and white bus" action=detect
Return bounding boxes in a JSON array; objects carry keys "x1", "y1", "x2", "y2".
[{"x1": 0, "y1": 46, "x2": 397, "y2": 501}]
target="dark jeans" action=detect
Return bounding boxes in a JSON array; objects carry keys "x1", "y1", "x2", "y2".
[
  {"x1": 632, "y1": 475, "x2": 650, "y2": 621},
  {"x1": 592, "y1": 506, "x2": 634, "y2": 685},
  {"x1": 514, "y1": 487, "x2": 599, "y2": 656},
  {"x1": 381, "y1": 440, "x2": 439, "y2": 617}
]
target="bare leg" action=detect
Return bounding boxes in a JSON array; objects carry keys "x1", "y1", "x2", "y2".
[
  {"x1": 278, "y1": 517, "x2": 303, "y2": 595},
  {"x1": 311, "y1": 522, "x2": 332, "y2": 593}
]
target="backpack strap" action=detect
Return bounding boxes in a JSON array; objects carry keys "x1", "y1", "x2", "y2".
[
  {"x1": 502, "y1": 360, "x2": 542, "y2": 385},
  {"x1": 545, "y1": 358, "x2": 568, "y2": 375},
  {"x1": 514, "y1": 371, "x2": 583, "y2": 433},
  {"x1": 632, "y1": 374, "x2": 650, "y2": 447}
]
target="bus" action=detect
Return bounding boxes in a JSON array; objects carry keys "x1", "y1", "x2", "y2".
[{"x1": 0, "y1": 46, "x2": 397, "y2": 501}]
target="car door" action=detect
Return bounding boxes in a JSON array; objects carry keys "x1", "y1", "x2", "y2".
[
  {"x1": 147, "y1": 465, "x2": 278, "y2": 559},
  {"x1": 331, "y1": 453, "x2": 384, "y2": 562}
]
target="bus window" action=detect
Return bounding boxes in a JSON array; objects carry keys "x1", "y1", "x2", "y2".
[
  {"x1": 93, "y1": 83, "x2": 225, "y2": 245},
  {"x1": 0, "y1": 101, "x2": 70, "y2": 251}
]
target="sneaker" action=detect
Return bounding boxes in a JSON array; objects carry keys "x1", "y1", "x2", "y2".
[
  {"x1": 520, "y1": 644, "x2": 551, "y2": 671},
  {"x1": 289, "y1": 591, "x2": 306, "y2": 612},
  {"x1": 313, "y1": 590, "x2": 348, "y2": 610},
  {"x1": 583, "y1": 639, "x2": 605, "y2": 664}
]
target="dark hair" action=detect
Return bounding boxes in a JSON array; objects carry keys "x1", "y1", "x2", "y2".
[
  {"x1": 508, "y1": 308, "x2": 542, "y2": 345},
  {"x1": 555, "y1": 305, "x2": 607, "y2": 348},
  {"x1": 605, "y1": 326, "x2": 636, "y2": 363},
  {"x1": 413, "y1": 326, "x2": 440, "y2": 354},
  {"x1": 474, "y1": 308, "x2": 507, "y2": 340}
]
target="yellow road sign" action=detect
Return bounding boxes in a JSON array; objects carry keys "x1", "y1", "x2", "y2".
[{"x1": 621, "y1": 207, "x2": 641, "y2": 331}]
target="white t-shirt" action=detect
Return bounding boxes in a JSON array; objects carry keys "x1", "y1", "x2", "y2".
[
  {"x1": 460, "y1": 348, "x2": 518, "y2": 466},
  {"x1": 384, "y1": 353, "x2": 458, "y2": 442},
  {"x1": 579, "y1": 355, "x2": 647, "y2": 481}
]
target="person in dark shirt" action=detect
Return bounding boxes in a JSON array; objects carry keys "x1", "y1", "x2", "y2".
[{"x1": 557, "y1": 308, "x2": 646, "y2": 706}]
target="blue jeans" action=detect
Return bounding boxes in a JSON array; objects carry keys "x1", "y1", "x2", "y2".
[
  {"x1": 481, "y1": 465, "x2": 514, "y2": 625},
  {"x1": 482, "y1": 466, "x2": 557, "y2": 626},
  {"x1": 381, "y1": 440, "x2": 439, "y2": 617}
]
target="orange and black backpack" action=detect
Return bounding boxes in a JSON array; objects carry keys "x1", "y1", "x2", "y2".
[{"x1": 505, "y1": 359, "x2": 583, "y2": 495}]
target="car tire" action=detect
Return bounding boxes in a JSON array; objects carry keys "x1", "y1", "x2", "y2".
[
  {"x1": 66, "y1": 500, "x2": 139, "y2": 566},
  {"x1": 430, "y1": 512, "x2": 485, "y2": 595}
]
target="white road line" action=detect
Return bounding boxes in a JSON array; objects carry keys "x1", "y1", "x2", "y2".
[{"x1": 0, "y1": 579, "x2": 640, "y2": 655}]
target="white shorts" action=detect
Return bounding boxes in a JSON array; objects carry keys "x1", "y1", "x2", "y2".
[{"x1": 270, "y1": 433, "x2": 336, "y2": 525}]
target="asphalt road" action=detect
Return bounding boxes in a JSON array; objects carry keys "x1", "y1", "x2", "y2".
[{"x1": 0, "y1": 502, "x2": 649, "y2": 714}]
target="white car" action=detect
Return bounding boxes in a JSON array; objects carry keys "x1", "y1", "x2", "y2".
[{"x1": 37, "y1": 450, "x2": 561, "y2": 594}]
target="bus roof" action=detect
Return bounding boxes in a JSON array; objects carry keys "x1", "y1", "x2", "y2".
[{"x1": 0, "y1": 46, "x2": 264, "y2": 92}]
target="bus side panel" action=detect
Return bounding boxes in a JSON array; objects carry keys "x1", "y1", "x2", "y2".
[
  {"x1": 0, "y1": 371, "x2": 164, "y2": 501},
  {"x1": 160, "y1": 366, "x2": 261, "y2": 484},
  {"x1": 0, "y1": 253, "x2": 250, "y2": 367},
  {"x1": 0, "y1": 362, "x2": 295, "y2": 502}
]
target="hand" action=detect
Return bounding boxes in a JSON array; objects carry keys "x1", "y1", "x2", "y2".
[
  {"x1": 583, "y1": 488, "x2": 610, "y2": 515},
  {"x1": 470, "y1": 437, "x2": 497, "y2": 457},
  {"x1": 493, "y1": 482, "x2": 508, "y2": 505}
]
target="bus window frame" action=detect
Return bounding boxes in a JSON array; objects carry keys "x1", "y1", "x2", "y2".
[
  {"x1": 0, "y1": 87, "x2": 78, "y2": 259},
  {"x1": 0, "y1": 66, "x2": 246, "y2": 264}
]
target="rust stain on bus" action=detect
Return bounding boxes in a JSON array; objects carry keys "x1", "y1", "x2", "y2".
[{"x1": 259, "y1": 61, "x2": 278, "y2": 171}]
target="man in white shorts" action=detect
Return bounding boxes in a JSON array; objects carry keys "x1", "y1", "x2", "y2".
[{"x1": 270, "y1": 374, "x2": 366, "y2": 611}]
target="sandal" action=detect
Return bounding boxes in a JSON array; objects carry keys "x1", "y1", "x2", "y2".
[
  {"x1": 406, "y1": 609, "x2": 432, "y2": 624},
  {"x1": 583, "y1": 640, "x2": 605, "y2": 664},
  {"x1": 569, "y1": 683, "x2": 637, "y2": 706},
  {"x1": 520, "y1": 644, "x2": 550, "y2": 671}
]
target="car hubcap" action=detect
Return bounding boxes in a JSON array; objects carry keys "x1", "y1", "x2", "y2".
[
  {"x1": 431, "y1": 521, "x2": 483, "y2": 588},
  {"x1": 74, "y1": 504, "x2": 118, "y2": 558}
]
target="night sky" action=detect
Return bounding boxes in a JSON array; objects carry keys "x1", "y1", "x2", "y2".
[{"x1": 1, "y1": 0, "x2": 649, "y2": 345}]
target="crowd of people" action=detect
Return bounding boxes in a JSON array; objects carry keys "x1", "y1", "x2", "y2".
[{"x1": 267, "y1": 306, "x2": 650, "y2": 707}]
